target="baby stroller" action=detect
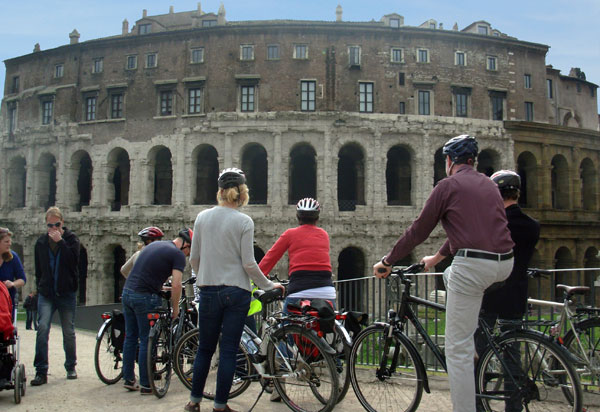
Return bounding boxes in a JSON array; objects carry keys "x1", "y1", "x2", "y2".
[{"x1": 0, "y1": 282, "x2": 26, "y2": 404}]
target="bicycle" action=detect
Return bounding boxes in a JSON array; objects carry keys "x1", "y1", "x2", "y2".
[
  {"x1": 173, "y1": 286, "x2": 340, "y2": 412},
  {"x1": 348, "y1": 263, "x2": 583, "y2": 412}
]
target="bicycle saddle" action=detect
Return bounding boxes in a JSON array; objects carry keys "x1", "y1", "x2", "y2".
[{"x1": 556, "y1": 284, "x2": 589, "y2": 295}]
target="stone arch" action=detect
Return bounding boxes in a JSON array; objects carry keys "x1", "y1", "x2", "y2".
[
  {"x1": 338, "y1": 143, "x2": 365, "y2": 211},
  {"x1": 584, "y1": 247, "x2": 600, "y2": 306},
  {"x1": 70, "y1": 150, "x2": 93, "y2": 211},
  {"x1": 337, "y1": 246, "x2": 366, "y2": 311},
  {"x1": 107, "y1": 148, "x2": 130, "y2": 211},
  {"x1": 433, "y1": 147, "x2": 445, "y2": 186},
  {"x1": 193, "y1": 144, "x2": 219, "y2": 205},
  {"x1": 477, "y1": 148, "x2": 500, "y2": 177},
  {"x1": 563, "y1": 112, "x2": 581, "y2": 128},
  {"x1": 8, "y1": 156, "x2": 26, "y2": 208},
  {"x1": 554, "y1": 246, "x2": 574, "y2": 296},
  {"x1": 580, "y1": 157, "x2": 597, "y2": 211},
  {"x1": 551, "y1": 155, "x2": 569, "y2": 209},
  {"x1": 386, "y1": 144, "x2": 412, "y2": 205},
  {"x1": 241, "y1": 143, "x2": 268, "y2": 204},
  {"x1": 148, "y1": 146, "x2": 173, "y2": 205},
  {"x1": 36, "y1": 152, "x2": 57, "y2": 209},
  {"x1": 289, "y1": 143, "x2": 317, "y2": 204},
  {"x1": 517, "y1": 151, "x2": 538, "y2": 208}
]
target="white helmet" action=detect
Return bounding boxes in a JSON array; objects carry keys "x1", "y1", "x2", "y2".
[{"x1": 296, "y1": 197, "x2": 320, "y2": 219}]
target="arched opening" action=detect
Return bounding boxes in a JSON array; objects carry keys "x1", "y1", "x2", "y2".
[
  {"x1": 289, "y1": 144, "x2": 317, "y2": 204},
  {"x1": 150, "y1": 146, "x2": 173, "y2": 205},
  {"x1": 107, "y1": 148, "x2": 130, "y2": 211},
  {"x1": 554, "y1": 246, "x2": 574, "y2": 299},
  {"x1": 517, "y1": 151, "x2": 538, "y2": 208},
  {"x1": 477, "y1": 149, "x2": 499, "y2": 177},
  {"x1": 584, "y1": 247, "x2": 600, "y2": 307},
  {"x1": 386, "y1": 145, "x2": 412, "y2": 205},
  {"x1": 8, "y1": 156, "x2": 26, "y2": 208},
  {"x1": 337, "y1": 247, "x2": 366, "y2": 312},
  {"x1": 563, "y1": 112, "x2": 581, "y2": 128},
  {"x1": 580, "y1": 158, "x2": 597, "y2": 211},
  {"x1": 338, "y1": 143, "x2": 365, "y2": 211},
  {"x1": 71, "y1": 151, "x2": 93, "y2": 211},
  {"x1": 241, "y1": 144, "x2": 268, "y2": 204},
  {"x1": 37, "y1": 153, "x2": 57, "y2": 209},
  {"x1": 551, "y1": 155, "x2": 569, "y2": 209},
  {"x1": 433, "y1": 147, "x2": 445, "y2": 187},
  {"x1": 78, "y1": 245, "x2": 88, "y2": 305},
  {"x1": 193, "y1": 145, "x2": 219, "y2": 205},
  {"x1": 113, "y1": 245, "x2": 126, "y2": 303}
]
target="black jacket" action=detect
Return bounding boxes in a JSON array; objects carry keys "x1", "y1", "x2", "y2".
[
  {"x1": 34, "y1": 228, "x2": 80, "y2": 297},
  {"x1": 482, "y1": 204, "x2": 540, "y2": 317}
]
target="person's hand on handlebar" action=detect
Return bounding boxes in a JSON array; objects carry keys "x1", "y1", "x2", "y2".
[
  {"x1": 373, "y1": 260, "x2": 391, "y2": 278},
  {"x1": 272, "y1": 282, "x2": 285, "y2": 293},
  {"x1": 421, "y1": 252, "x2": 445, "y2": 272}
]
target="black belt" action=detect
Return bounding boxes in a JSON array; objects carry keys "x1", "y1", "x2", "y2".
[{"x1": 456, "y1": 249, "x2": 513, "y2": 261}]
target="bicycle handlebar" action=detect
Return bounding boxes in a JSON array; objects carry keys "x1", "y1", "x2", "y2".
[
  {"x1": 378, "y1": 262, "x2": 425, "y2": 275},
  {"x1": 526, "y1": 268, "x2": 553, "y2": 278}
]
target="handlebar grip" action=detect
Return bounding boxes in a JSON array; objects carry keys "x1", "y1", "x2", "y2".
[{"x1": 377, "y1": 267, "x2": 389, "y2": 274}]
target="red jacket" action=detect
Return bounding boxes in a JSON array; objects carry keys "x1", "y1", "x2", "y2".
[{"x1": 0, "y1": 282, "x2": 13, "y2": 340}]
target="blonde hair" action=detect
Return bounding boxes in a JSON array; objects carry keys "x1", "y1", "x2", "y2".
[
  {"x1": 45, "y1": 206, "x2": 63, "y2": 221},
  {"x1": 0, "y1": 228, "x2": 14, "y2": 262},
  {"x1": 217, "y1": 184, "x2": 249, "y2": 207}
]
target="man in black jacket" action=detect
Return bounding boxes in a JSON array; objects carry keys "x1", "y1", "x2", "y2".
[{"x1": 31, "y1": 207, "x2": 80, "y2": 386}]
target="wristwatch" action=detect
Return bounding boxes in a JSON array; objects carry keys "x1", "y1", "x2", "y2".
[{"x1": 380, "y1": 256, "x2": 392, "y2": 267}]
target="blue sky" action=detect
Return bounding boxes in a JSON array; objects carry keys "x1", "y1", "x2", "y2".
[{"x1": 1, "y1": 0, "x2": 599, "y2": 110}]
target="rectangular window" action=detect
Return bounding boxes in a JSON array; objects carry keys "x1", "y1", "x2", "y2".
[
  {"x1": 359, "y1": 82, "x2": 373, "y2": 113},
  {"x1": 349, "y1": 46, "x2": 361, "y2": 66},
  {"x1": 525, "y1": 102, "x2": 534, "y2": 121},
  {"x1": 399, "y1": 72, "x2": 405, "y2": 86},
  {"x1": 294, "y1": 44, "x2": 308, "y2": 59},
  {"x1": 201, "y1": 20, "x2": 217, "y2": 27},
  {"x1": 160, "y1": 90, "x2": 173, "y2": 116},
  {"x1": 455, "y1": 51, "x2": 465, "y2": 66},
  {"x1": 491, "y1": 95, "x2": 504, "y2": 120},
  {"x1": 240, "y1": 45, "x2": 254, "y2": 61},
  {"x1": 267, "y1": 44, "x2": 280, "y2": 60},
  {"x1": 111, "y1": 93, "x2": 123, "y2": 119},
  {"x1": 455, "y1": 93, "x2": 468, "y2": 117},
  {"x1": 399, "y1": 101, "x2": 405, "y2": 114},
  {"x1": 391, "y1": 48, "x2": 404, "y2": 63},
  {"x1": 55, "y1": 64, "x2": 64, "y2": 78},
  {"x1": 417, "y1": 49, "x2": 429, "y2": 63},
  {"x1": 188, "y1": 88, "x2": 203, "y2": 114},
  {"x1": 524, "y1": 74, "x2": 531, "y2": 89},
  {"x1": 547, "y1": 79, "x2": 553, "y2": 98},
  {"x1": 241, "y1": 85, "x2": 255, "y2": 112},
  {"x1": 92, "y1": 58, "x2": 103, "y2": 74},
  {"x1": 85, "y1": 96, "x2": 97, "y2": 121},
  {"x1": 126, "y1": 55, "x2": 137, "y2": 70},
  {"x1": 418, "y1": 90, "x2": 430, "y2": 115},
  {"x1": 138, "y1": 23, "x2": 151, "y2": 34},
  {"x1": 478, "y1": 25, "x2": 488, "y2": 35},
  {"x1": 11, "y1": 76, "x2": 19, "y2": 93},
  {"x1": 42, "y1": 100, "x2": 53, "y2": 124},
  {"x1": 8, "y1": 104, "x2": 17, "y2": 133},
  {"x1": 191, "y1": 48, "x2": 204, "y2": 64},
  {"x1": 300, "y1": 81, "x2": 316, "y2": 112},
  {"x1": 390, "y1": 18, "x2": 400, "y2": 28},
  {"x1": 487, "y1": 56, "x2": 497, "y2": 71},
  {"x1": 146, "y1": 53, "x2": 157, "y2": 68}
]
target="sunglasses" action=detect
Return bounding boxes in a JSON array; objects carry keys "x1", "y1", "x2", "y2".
[{"x1": 47, "y1": 222, "x2": 62, "y2": 228}]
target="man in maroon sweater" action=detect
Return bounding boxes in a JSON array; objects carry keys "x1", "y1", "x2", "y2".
[{"x1": 374, "y1": 135, "x2": 514, "y2": 412}]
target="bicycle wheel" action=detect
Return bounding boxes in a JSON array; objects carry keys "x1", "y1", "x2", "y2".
[
  {"x1": 563, "y1": 317, "x2": 600, "y2": 409},
  {"x1": 327, "y1": 323, "x2": 351, "y2": 402},
  {"x1": 267, "y1": 324, "x2": 339, "y2": 412},
  {"x1": 476, "y1": 330, "x2": 582, "y2": 412},
  {"x1": 348, "y1": 324, "x2": 424, "y2": 412},
  {"x1": 147, "y1": 318, "x2": 172, "y2": 398},
  {"x1": 94, "y1": 319, "x2": 124, "y2": 384}
]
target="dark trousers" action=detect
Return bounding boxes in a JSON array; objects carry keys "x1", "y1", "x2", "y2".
[{"x1": 26, "y1": 309, "x2": 38, "y2": 330}]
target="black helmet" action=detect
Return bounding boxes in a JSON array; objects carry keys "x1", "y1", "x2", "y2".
[
  {"x1": 137, "y1": 226, "x2": 164, "y2": 241},
  {"x1": 296, "y1": 197, "x2": 320, "y2": 219},
  {"x1": 491, "y1": 170, "x2": 521, "y2": 191},
  {"x1": 218, "y1": 168, "x2": 246, "y2": 189},
  {"x1": 442, "y1": 134, "x2": 478, "y2": 163},
  {"x1": 178, "y1": 227, "x2": 193, "y2": 244}
]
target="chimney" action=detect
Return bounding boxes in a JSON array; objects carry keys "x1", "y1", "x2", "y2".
[
  {"x1": 143, "y1": 9, "x2": 147, "y2": 18},
  {"x1": 452, "y1": 22, "x2": 458, "y2": 31},
  {"x1": 336, "y1": 4, "x2": 342, "y2": 22},
  {"x1": 169, "y1": 5, "x2": 174, "y2": 14},
  {"x1": 439, "y1": 22, "x2": 444, "y2": 30},
  {"x1": 197, "y1": 2, "x2": 202, "y2": 14},
  {"x1": 33, "y1": 43, "x2": 41, "y2": 52},
  {"x1": 217, "y1": 2, "x2": 226, "y2": 23},
  {"x1": 69, "y1": 29, "x2": 80, "y2": 44},
  {"x1": 122, "y1": 19, "x2": 129, "y2": 35}
]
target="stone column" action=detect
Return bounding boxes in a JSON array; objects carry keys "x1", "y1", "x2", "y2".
[
  {"x1": 173, "y1": 135, "x2": 186, "y2": 206},
  {"x1": 25, "y1": 149, "x2": 36, "y2": 209},
  {"x1": 571, "y1": 147, "x2": 581, "y2": 210},
  {"x1": 271, "y1": 131, "x2": 283, "y2": 218},
  {"x1": 540, "y1": 144, "x2": 552, "y2": 209},
  {"x1": 55, "y1": 145, "x2": 67, "y2": 208},
  {"x1": 322, "y1": 130, "x2": 333, "y2": 220},
  {"x1": 90, "y1": 159, "x2": 107, "y2": 207},
  {"x1": 369, "y1": 130, "x2": 383, "y2": 211}
]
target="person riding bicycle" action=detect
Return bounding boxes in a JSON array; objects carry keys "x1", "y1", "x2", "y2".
[
  {"x1": 120, "y1": 226, "x2": 164, "y2": 278},
  {"x1": 121, "y1": 228, "x2": 191, "y2": 394},
  {"x1": 373, "y1": 134, "x2": 515, "y2": 412}
]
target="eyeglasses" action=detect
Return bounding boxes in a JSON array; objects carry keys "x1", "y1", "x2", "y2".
[{"x1": 47, "y1": 222, "x2": 62, "y2": 228}]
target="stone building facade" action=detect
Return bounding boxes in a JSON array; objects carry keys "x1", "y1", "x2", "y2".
[{"x1": 1, "y1": 5, "x2": 599, "y2": 305}]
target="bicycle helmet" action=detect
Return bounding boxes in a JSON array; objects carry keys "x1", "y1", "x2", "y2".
[
  {"x1": 296, "y1": 197, "x2": 320, "y2": 219},
  {"x1": 178, "y1": 227, "x2": 193, "y2": 244},
  {"x1": 442, "y1": 134, "x2": 478, "y2": 163},
  {"x1": 491, "y1": 170, "x2": 521, "y2": 191},
  {"x1": 218, "y1": 168, "x2": 246, "y2": 189},
  {"x1": 137, "y1": 226, "x2": 164, "y2": 241}
]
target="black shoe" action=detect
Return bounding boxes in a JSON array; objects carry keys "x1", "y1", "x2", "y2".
[
  {"x1": 67, "y1": 369, "x2": 77, "y2": 380},
  {"x1": 31, "y1": 373, "x2": 47, "y2": 386},
  {"x1": 140, "y1": 386, "x2": 153, "y2": 395}
]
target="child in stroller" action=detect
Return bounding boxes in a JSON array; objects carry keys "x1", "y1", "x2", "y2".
[{"x1": 0, "y1": 281, "x2": 26, "y2": 403}]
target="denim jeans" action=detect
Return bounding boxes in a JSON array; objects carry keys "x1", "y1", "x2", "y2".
[
  {"x1": 190, "y1": 286, "x2": 250, "y2": 408},
  {"x1": 34, "y1": 292, "x2": 77, "y2": 374},
  {"x1": 121, "y1": 288, "x2": 162, "y2": 388}
]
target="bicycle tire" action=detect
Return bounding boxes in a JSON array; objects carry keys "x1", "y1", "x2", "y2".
[
  {"x1": 329, "y1": 323, "x2": 351, "y2": 403},
  {"x1": 348, "y1": 324, "x2": 424, "y2": 412},
  {"x1": 563, "y1": 317, "x2": 600, "y2": 408},
  {"x1": 173, "y1": 327, "x2": 252, "y2": 399},
  {"x1": 147, "y1": 318, "x2": 172, "y2": 398},
  {"x1": 94, "y1": 319, "x2": 124, "y2": 384},
  {"x1": 476, "y1": 329, "x2": 583, "y2": 412},
  {"x1": 267, "y1": 324, "x2": 339, "y2": 412}
]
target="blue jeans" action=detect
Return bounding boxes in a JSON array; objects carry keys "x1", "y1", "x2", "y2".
[
  {"x1": 34, "y1": 292, "x2": 77, "y2": 374},
  {"x1": 190, "y1": 286, "x2": 250, "y2": 408},
  {"x1": 121, "y1": 288, "x2": 162, "y2": 387}
]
